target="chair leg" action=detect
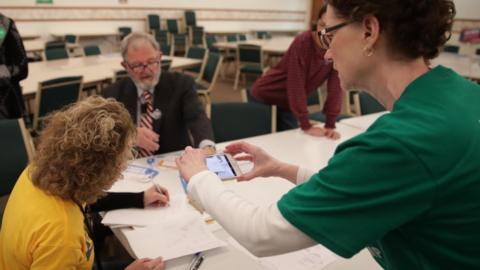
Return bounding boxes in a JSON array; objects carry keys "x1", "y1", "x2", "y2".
[{"x1": 234, "y1": 69, "x2": 241, "y2": 90}]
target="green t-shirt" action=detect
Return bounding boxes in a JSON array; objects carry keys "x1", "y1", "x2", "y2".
[{"x1": 278, "y1": 66, "x2": 480, "y2": 269}]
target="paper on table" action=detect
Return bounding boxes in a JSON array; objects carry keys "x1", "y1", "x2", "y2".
[
  {"x1": 124, "y1": 212, "x2": 226, "y2": 260},
  {"x1": 227, "y1": 237, "x2": 338, "y2": 270},
  {"x1": 101, "y1": 194, "x2": 190, "y2": 226},
  {"x1": 108, "y1": 172, "x2": 152, "y2": 193}
]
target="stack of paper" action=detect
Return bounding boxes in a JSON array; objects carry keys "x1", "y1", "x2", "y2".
[{"x1": 102, "y1": 194, "x2": 225, "y2": 260}]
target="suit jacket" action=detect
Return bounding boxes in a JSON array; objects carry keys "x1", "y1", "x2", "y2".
[{"x1": 103, "y1": 71, "x2": 214, "y2": 154}]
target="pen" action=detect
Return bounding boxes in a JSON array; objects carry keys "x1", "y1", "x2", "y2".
[
  {"x1": 187, "y1": 253, "x2": 204, "y2": 270},
  {"x1": 154, "y1": 182, "x2": 170, "y2": 206}
]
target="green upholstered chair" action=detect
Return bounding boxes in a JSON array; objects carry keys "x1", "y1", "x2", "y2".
[
  {"x1": 189, "y1": 26, "x2": 204, "y2": 47},
  {"x1": 0, "y1": 118, "x2": 34, "y2": 197},
  {"x1": 234, "y1": 44, "x2": 265, "y2": 89},
  {"x1": 196, "y1": 52, "x2": 223, "y2": 105},
  {"x1": 113, "y1": 70, "x2": 129, "y2": 82},
  {"x1": 45, "y1": 47, "x2": 69, "y2": 61},
  {"x1": 154, "y1": 30, "x2": 169, "y2": 46},
  {"x1": 184, "y1": 46, "x2": 207, "y2": 77},
  {"x1": 205, "y1": 35, "x2": 219, "y2": 53},
  {"x1": 443, "y1": 45, "x2": 460, "y2": 54},
  {"x1": 159, "y1": 43, "x2": 172, "y2": 56},
  {"x1": 350, "y1": 91, "x2": 386, "y2": 115},
  {"x1": 208, "y1": 102, "x2": 276, "y2": 143},
  {"x1": 0, "y1": 118, "x2": 35, "y2": 225},
  {"x1": 33, "y1": 76, "x2": 83, "y2": 131},
  {"x1": 147, "y1": 14, "x2": 161, "y2": 34},
  {"x1": 118, "y1": 26, "x2": 132, "y2": 40},
  {"x1": 83, "y1": 45, "x2": 101, "y2": 56},
  {"x1": 64, "y1": 34, "x2": 78, "y2": 45},
  {"x1": 184, "y1": 10, "x2": 197, "y2": 31},
  {"x1": 226, "y1": 34, "x2": 238, "y2": 42},
  {"x1": 238, "y1": 34, "x2": 247, "y2": 41},
  {"x1": 167, "y1": 19, "x2": 188, "y2": 55},
  {"x1": 256, "y1": 31, "x2": 271, "y2": 39},
  {"x1": 161, "y1": 59, "x2": 172, "y2": 71}
]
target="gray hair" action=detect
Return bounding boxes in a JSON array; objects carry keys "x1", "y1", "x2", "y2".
[{"x1": 120, "y1": 32, "x2": 160, "y2": 61}]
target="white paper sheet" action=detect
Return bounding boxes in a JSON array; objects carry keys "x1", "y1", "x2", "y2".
[
  {"x1": 124, "y1": 212, "x2": 226, "y2": 260},
  {"x1": 101, "y1": 194, "x2": 190, "y2": 226},
  {"x1": 227, "y1": 237, "x2": 338, "y2": 270}
]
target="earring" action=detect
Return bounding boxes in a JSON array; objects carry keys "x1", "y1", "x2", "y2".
[{"x1": 363, "y1": 46, "x2": 374, "y2": 57}]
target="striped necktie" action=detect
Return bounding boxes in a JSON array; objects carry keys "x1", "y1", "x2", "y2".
[{"x1": 139, "y1": 90, "x2": 154, "y2": 157}]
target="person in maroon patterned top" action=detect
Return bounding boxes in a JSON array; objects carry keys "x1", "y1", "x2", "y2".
[{"x1": 252, "y1": 5, "x2": 343, "y2": 139}]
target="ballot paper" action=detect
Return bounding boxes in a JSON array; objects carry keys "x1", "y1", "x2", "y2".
[
  {"x1": 108, "y1": 164, "x2": 158, "y2": 193},
  {"x1": 227, "y1": 237, "x2": 338, "y2": 270},
  {"x1": 101, "y1": 194, "x2": 189, "y2": 227},
  {"x1": 124, "y1": 212, "x2": 226, "y2": 260}
]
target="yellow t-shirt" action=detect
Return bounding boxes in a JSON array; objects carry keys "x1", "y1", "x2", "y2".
[{"x1": 0, "y1": 167, "x2": 94, "y2": 270}]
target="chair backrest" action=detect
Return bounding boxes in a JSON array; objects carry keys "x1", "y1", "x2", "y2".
[
  {"x1": 307, "y1": 88, "x2": 321, "y2": 106},
  {"x1": 34, "y1": 76, "x2": 83, "y2": 130},
  {"x1": 184, "y1": 10, "x2": 197, "y2": 29},
  {"x1": 118, "y1": 26, "x2": 132, "y2": 40},
  {"x1": 185, "y1": 47, "x2": 207, "y2": 73},
  {"x1": 161, "y1": 59, "x2": 172, "y2": 71},
  {"x1": 209, "y1": 102, "x2": 276, "y2": 143},
  {"x1": 238, "y1": 34, "x2": 247, "y2": 41},
  {"x1": 45, "y1": 40, "x2": 66, "y2": 49},
  {"x1": 45, "y1": 47, "x2": 69, "y2": 61},
  {"x1": 160, "y1": 43, "x2": 172, "y2": 56},
  {"x1": 201, "y1": 52, "x2": 223, "y2": 84},
  {"x1": 190, "y1": 26, "x2": 204, "y2": 47},
  {"x1": 0, "y1": 119, "x2": 34, "y2": 197},
  {"x1": 476, "y1": 48, "x2": 480, "y2": 55},
  {"x1": 113, "y1": 70, "x2": 129, "y2": 82},
  {"x1": 64, "y1": 34, "x2": 77, "y2": 44},
  {"x1": 443, "y1": 45, "x2": 460, "y2": 53},
  {"x1": 358, "y1": 91, "x2": 385, "y2": 115},
  {"x1": 166, "y1": 19, "x2": 179, "y2": 34},
  {"x1": 205, "y1": 35, "x2": 218, "y2": 52},
  {"x1": 237, "y1": 44, "x2": 262, "y2": 66},
  {"x1": 154, "y1": 30, "x2": 169, "y2": 45},
  {"x1": 226, "y1": 34, "x2": 238, "y2": 42},
  {"x1": 83, "y1": 45, "x2": 101, "y2": 56},
  {"x1": 147, "y1": 14, "x2": 161, "y2": 33},
  {"x1": 256, "y1": 31, "x2": 271, "y2": 39}
]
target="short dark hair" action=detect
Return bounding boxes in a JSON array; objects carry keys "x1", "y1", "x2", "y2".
[
  {"x1": 318, "y1": 4, "x2": 327, "y2": 19},
  {"x1": 327, "y1": 0, "x2": 456, "y2": 60}
]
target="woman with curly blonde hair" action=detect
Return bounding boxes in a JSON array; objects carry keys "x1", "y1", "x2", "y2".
[{"x1": 0, "y1": 96, "x2": 165, "y2": 270}]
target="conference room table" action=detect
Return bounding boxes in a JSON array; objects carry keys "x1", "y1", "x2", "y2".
[
  {"x1": 431, "y1": 52, "x2": 480, "y2": 81},
  {"x1": 20, "y1": 53, "x2": 202, "y2": 96},
  {"x1": 111, "y1": 122, "x2": 383, "y2": 270},
  {"x1": 23, "y1": 39, "x2": 78, "y2": 54},
  {"x1": 340, "y1": 111, "x2": 389, "y2": 131},
  {"x1": 214, "y1": 36, "x2": 295, "y2": 55}
]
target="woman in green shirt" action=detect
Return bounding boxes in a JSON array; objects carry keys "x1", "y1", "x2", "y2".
[{"x1": 177, "y1": 0, "x2": 480, "y2": 269}]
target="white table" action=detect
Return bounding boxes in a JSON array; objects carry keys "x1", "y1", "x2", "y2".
[
  {"x1": 50, "y1": 31, "x2": 119, "y2": 40},
  {"x1": 21, "y1": 53, "x2": 201, "y2": 96},
  {"x1": 214, "y1": 37, "x2": 294, "y2": 55},
  {"x1": 113, "y1": 123, "x2": 382, "y2": 270},
  {"x1": 340, "y1": 112, "x2": 388, "y2": 131}
]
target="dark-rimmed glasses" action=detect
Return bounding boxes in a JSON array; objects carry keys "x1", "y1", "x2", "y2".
[
  {"x1": 318, "y1": 21, "x2": 350, "y2": 50},
  {"x1": 125, "y1": 59, "x2": 160, "y2": 73}
]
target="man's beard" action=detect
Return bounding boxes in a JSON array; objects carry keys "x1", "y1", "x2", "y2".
[{"x1": 133, "y1": 67, "x2": 162, "y2": 91}]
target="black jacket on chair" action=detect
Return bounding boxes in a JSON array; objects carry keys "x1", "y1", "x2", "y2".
[{"x1": 103, "y1": 71, "x2": 214, "y2": 154}]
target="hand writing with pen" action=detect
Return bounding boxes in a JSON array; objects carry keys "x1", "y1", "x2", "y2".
[{"x1": 143, "y1": 184, "x2": 170, "y2": 207}]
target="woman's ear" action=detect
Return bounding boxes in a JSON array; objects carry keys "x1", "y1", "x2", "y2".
[{"x1": 362, "y1": 15, "x2": 380, "y2": 48}]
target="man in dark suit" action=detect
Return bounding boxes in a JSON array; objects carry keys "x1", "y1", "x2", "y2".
[{"x1": 103, "y1": 32, "x2": 214, "y2": 155}]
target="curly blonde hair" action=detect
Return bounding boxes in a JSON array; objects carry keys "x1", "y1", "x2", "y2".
[{"x1": 31, "y1": 96, "x2": 136, "y2": 204}]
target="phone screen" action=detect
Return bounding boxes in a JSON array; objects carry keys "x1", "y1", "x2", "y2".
[{"x1": 206, "y1": 154, "x2": 236, "y2": 179}]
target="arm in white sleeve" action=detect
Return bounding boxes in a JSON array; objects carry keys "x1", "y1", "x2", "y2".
[
  {"x1": 188, "y1": 171, "x2": 317, "y2": 257},
  {"x1": 296, "y1": 167, "x2": 316, "y2": 185}
]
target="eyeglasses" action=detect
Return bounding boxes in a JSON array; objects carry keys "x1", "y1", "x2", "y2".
[
  {"x1": 125, "y1": 59, "x2": 160, "y2": 73},
  {"x1": 318, "y1": 21, "x2": 350, "y2": 50}
]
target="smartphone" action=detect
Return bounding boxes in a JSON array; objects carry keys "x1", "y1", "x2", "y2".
[{"x1": 205, "y1": 153, "x2": 242, "y2": 180}]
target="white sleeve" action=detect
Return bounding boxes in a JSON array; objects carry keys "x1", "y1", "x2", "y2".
[
  {"x1": 296, "y1": 167, "x2": 316, "y2": 185},
  {"x1": 188, "y1": 171, "x2": 317, "y2": 257}
]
